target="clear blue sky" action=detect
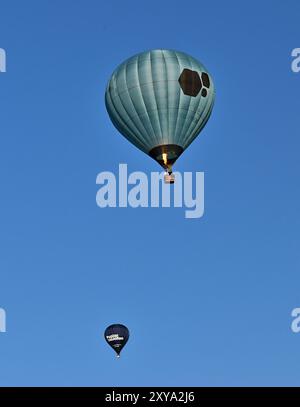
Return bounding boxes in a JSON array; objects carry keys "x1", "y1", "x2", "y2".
[{"x1": 0, "y1": 0, "x2": 300, "y2": 386}]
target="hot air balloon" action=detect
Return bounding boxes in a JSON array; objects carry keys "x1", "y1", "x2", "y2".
[
  {"x1": 104, "y1": 324, "x2": 129, "y2": 358},
  {"x1": 105, "y1": 49, "x2": 215, "y2": 183}
]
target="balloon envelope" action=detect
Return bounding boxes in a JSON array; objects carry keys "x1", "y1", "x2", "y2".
[
  {"x1": 104, "y1": 324, "x2": 129, "y2": 356},
  {"x1": 105, "y1": 49, "x2": 215, "y2": 171}
]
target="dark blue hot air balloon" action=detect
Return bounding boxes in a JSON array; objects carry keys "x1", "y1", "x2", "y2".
[
  {"x1": 104, "y1": 324, "x2": 129, "y2": 357},
  {"x1": 105, "y1": 49, "x2": 215, "y2": 182}
]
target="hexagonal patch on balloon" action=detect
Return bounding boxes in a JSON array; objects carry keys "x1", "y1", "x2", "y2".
[{"x1": 178, "y1": 69, "x2": 202, "y2": 97}]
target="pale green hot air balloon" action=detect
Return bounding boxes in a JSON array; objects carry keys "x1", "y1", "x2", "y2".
[{"x1": 105, "y1": 49, "x2": 215, "y2": 183}]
